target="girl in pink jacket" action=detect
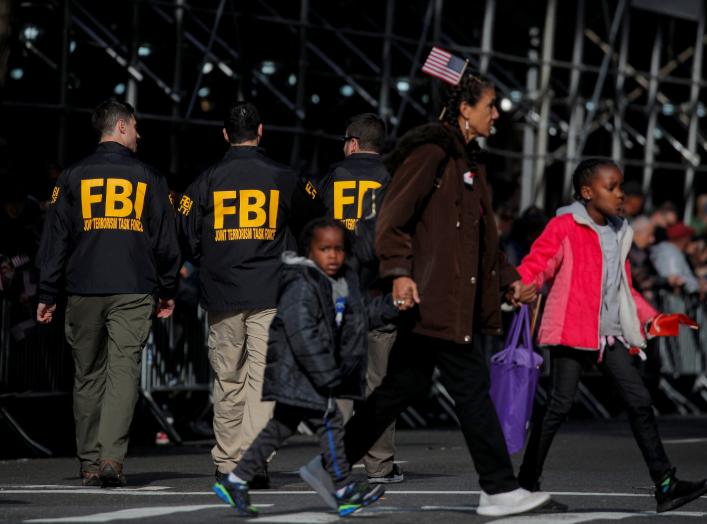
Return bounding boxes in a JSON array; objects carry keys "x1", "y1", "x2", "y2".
[{"x1": 516, "y1": 158, "x2": 707, "y2": 513}]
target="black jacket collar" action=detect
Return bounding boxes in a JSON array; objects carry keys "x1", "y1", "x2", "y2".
[
  {"x1": 223, "y1": 145, "x2": 265, "y2": 161},
  {"x1": 96, "y1": 141, "x2": 134, "y2": 157}
]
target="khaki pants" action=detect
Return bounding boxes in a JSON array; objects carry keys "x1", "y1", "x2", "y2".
[
  {"x1": 338, "y1": 324, "x2": 398, "y2": 477},
  {"x1": 65, "y1": 294, "x2": 154, "y2": 473},
  {"x1": 208, "y1": 309, "x2": 276, "y2": 474}
]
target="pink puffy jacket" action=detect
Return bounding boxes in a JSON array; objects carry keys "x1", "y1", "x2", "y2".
[{"x1": 517, "y1": 203, "x2": 657, "y2": 351}]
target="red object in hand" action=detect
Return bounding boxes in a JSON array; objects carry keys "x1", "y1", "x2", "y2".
[{"x1": 647, "y1": 313, "x2": 699, "y2": 337}]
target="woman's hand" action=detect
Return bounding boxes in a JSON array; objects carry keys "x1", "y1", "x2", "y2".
[
  {"x1": 507, "y1": 280, "x2": 537, "y2": 307},
  {"x1": 392, "y1": 276, "x2": 420, "y2": 311}
]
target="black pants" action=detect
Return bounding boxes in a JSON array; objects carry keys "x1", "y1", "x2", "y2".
[
  {"x1": 519, "y1": 343, "x2": 672, "y2": 486},
  {"x1": 344, "y1": 331, "x2": 518, "y2": 494},
  {"x1": 235, "y1": 402, "x2": 350, "y2": 488}
]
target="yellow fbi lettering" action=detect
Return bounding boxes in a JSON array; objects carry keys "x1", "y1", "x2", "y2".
[
  {"x1": 213, "y1": 189, "x2": 280, "y2": 230},
  {"x1": 333, "y1": 180, "x2": 381, "y2": 219},
  {"x1": 81, "y1": 178, "x2": 147, "y2": 219}
]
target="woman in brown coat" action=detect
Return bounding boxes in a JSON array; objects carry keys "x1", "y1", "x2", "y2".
[{"x1": 341, "y1": 73, "x2": 555, "y2": 517}]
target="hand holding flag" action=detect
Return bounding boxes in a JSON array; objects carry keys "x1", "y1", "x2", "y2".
[{"x1": 646, "y1": 313, "x2": 699, "y2": 338}]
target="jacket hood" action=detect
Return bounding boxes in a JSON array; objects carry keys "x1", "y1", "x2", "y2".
[
  {"x1": 556, "y1": 201, "x2": 627, "y2": 237},
  {"x1": 280, "y1": 251, "x2": 353, "y2": 285},
  {"x1": 383, "y1": 122, "x2": 486, "y2": 175}
]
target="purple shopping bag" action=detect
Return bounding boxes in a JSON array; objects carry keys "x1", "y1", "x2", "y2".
[{"x1": 489, "y1": 305, "x2": 544, "y2": 455}]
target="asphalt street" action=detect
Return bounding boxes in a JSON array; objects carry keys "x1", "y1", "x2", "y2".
[{"x1": 1, "y1": 417, "x2": 707, "y2": 523}]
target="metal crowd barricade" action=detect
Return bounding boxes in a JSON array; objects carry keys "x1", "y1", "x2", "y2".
[
  {"x1": 654, "y1": 291, "x2": 707, "y2": 414},
  {"x1": 140, "y1": 304, "x2": 212, "y2": 443},
  {"x1": 0, "y1": 292, "x2": 73, "y2": 456}
]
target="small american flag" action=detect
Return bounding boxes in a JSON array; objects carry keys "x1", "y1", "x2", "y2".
[{"x1": 421, "y1": 47, "x2": 467, "y2": 85}]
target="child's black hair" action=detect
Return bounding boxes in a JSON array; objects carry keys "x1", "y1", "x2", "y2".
[
  {"x1": 298, "y1": 217, "x2": 351, "y2": 256},
  {"x1": 572, "y1": 158, "x2": 620, "y2": 202}
]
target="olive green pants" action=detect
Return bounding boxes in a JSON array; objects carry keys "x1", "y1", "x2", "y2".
[{"x1": 65, "y1": 294, "x2": 154, "y2": 473}]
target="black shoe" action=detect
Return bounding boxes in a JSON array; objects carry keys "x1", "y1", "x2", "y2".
[
  {"x1": 249, "y1": 471, "x2": 271, "y2": 489},
  {"x1": 80, "y1": 470, "x2": 101, "y2": 487},
  {"x1": 213, "y1": 479, "x2": 258, "y2": 516},
  {"x1": 99, "y1": 460, "x2": 127, "y2": 488},
  {"x1": 368, "y1": 463, "x2": 404, "y2": 484},
  {"x1": 335, "y1": 481, "x2": 385, "y2": 517},
  {"x1": 215, "y1": 469, "x2": 227, "y2": 483},
  {"x1": 655, "y1": 468, "x2": 707, "y2": 513}
]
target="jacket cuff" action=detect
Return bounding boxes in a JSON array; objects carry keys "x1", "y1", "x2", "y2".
[
  {"x1": 158, "y1": 286, "x2": 177, "y2": 300},
  {"x1": 38, "y1": 288, "x2": 57, "y2": 306},
  {"x1": 379, "y1": 265, "x2": 412, "y2": 279}
]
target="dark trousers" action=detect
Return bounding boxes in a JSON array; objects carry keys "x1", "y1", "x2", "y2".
[
  {"x1": 519, "y1": 343, "x2": 672, "y2": 486},
  {"x1": 344, "y1": 331, "x2": 518, "y2": 494},
  {"x1": 235, "y1": 402, "x2": 350, "y2": 488},
  {"x1": 65, "y1": 294, "x2": 154, "y2": 472}
]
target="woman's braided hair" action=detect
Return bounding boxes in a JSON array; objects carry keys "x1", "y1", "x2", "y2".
[{"x1": 441, "y1": 72, "x2": 495, "y2": 127}]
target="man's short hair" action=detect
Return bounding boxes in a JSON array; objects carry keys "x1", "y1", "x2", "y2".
[
  {"x1": 346, "y1": 113, "x2": 386, "y2": 153},
  {"x1": 224, "y1": 101, "x2": 261, "y2": 144},
  {"x1": 92, "y1": 99, "x2": 135, "y2": 137}
]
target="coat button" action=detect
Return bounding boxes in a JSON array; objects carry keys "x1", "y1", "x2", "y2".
[
  {"x1": 491, "y1": 270, "x2": 496, "y2": 276},
  {"x1": 456, "y1": 220, "x2": 460, "y2": 228},
  {"x1": 470, "y1": 276, "x2": 476, "y2": 284},
  {"x1": 464, "y1": 335, "x2": 471, "y2": 342}
]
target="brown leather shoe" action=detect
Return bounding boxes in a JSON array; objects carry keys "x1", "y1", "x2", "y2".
[
  {"x1": 80, "y1": 470, "x2": 101, "y2": 487},
  {"x1": 99, "y1": 460, "x2": 127, "y2": 488}
]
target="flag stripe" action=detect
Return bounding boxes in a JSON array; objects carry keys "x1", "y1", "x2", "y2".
[
  {"x1": 421, "y1": 46, "x2": 465, "y2": 85},
  {"x1": 421, "y1": 64, "x2": 463, "y2": 82}
]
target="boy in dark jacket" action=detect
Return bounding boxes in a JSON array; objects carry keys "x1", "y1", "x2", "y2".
[{"x1": 213, "y1": 218, "x2": 394, "y2": 517}]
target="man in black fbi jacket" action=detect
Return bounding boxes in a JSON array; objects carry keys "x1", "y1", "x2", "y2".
[
  {"x1": 317, "y1": 113, "x2": 402, "y2": 485},
  {"x1": 176, "y1": 101, "x2": 324, "y2": 487},
  {"x1": 36, "y1": 99, "x2": 181, "y2": 488}
]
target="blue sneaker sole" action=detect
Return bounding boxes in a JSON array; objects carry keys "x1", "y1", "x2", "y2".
[
  {"x1": 212, "y1": 482, "x2": 258, "y2": 517},
  {"x1": 337, "y1": 485, "x2": 385, "y2": 517}
]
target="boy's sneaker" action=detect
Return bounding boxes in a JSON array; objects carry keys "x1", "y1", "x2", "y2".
[
  {"x1": 655, "y1": 468, "x2": 707, "y2": 513},
  {"x1": 335, "y1": 481, "x2": 385, "y2": 517},
  {"x1": 477, "y1": 487, "x2": 551, "y2": 517},
  {"x1": 299, "y1": 456, "x2": 337, "y2": 510},
  {"x1": 368, "y1": 463, "x2": 404, "y2": 484},
  {"x1": 213, "y1": 479, "x2": 258, "y2": 517},
  {"x1": 216, "y1": 468, "x2": 270, "y2": 489}
]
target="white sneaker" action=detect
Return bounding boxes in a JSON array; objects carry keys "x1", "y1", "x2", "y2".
[{"x1": 477, "y1": 487, "x2": 551, "y2": 517}]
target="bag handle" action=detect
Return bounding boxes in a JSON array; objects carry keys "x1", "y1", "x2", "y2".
[
  {"x1": 520, "y1": 304, "x2": 534, "y2": 354},
  {"x1": 504, "y1": 306, "x2": 524, "y2": 354},
  {"x1": 504, "y1": 305, "x2": 533, "y2": 357}
]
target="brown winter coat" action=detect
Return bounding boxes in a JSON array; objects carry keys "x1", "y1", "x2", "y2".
[{"x1": 376, "y1": 123, "x2": 518, "y2": 344}]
